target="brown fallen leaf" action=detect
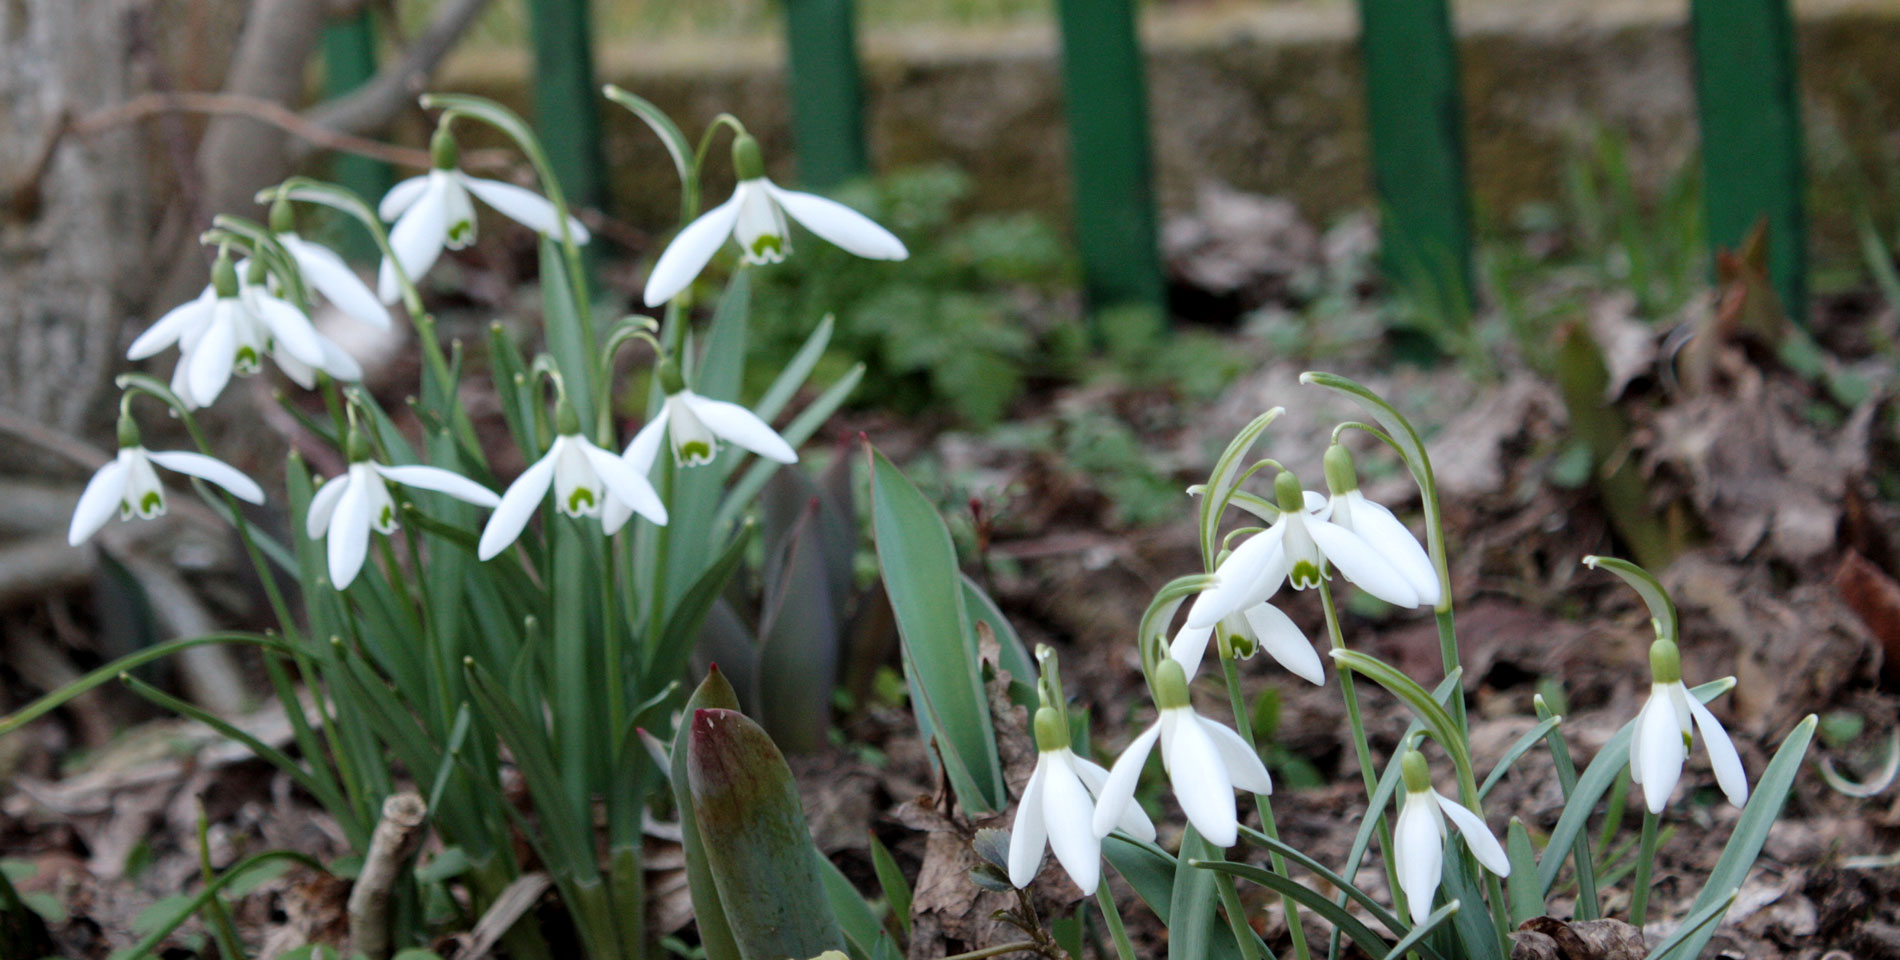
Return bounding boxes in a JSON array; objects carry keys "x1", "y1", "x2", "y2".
[
  {"x1": 1833, "y1": 550, "x2": 1900, "y2": 686},
  {"x1": 1511, "y1": 916, "x2": 1646, "y2": 960}
]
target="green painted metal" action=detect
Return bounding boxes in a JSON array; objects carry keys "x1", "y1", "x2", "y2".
[
  {"x1": 527, "y1": 0, "x2": 606, "y2": 212},
  {"x1": 784, "y1": 0, "x2": 868, "y2": 187},
  {"x1": 1054, "y1": 0, "x2": 1166, "y2": 315},
  {"x1": 1691, "y1": 0, "x2": 1807, "y2": 323},
  {"x1": 321, "y1": 10, "x2": 389, "y2": 261},
  {"x1": 1355, "y1": 0, "x2": 1473, "y2": 312}
]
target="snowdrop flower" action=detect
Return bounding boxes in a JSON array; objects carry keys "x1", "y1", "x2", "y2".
[
  {"x1": 1629, "y1": 637, "x2": 1748, "y2": 814},
  {"x1": 130, "y1": 255, "x2": 349, "y2": 409},
  {"x1": 1170, "y1": 603, "x2": 1323, "y2": 686},
  {"x1": 1009, "y1": 706, "x2": 1157, "y2": 896},
  {"x1": 268, "y1": 198, "x2": 391, "y2": 330},
  {"x1": 1090, "y1": 660, "x2": 1273, "y2": 848},
  {"x1": 308, "y1": 430, "x2": 501, "y2": 589},
  {"x1": 1187, "y1": 467, "x2": 1426, "y2": 632},
  {"x1": 642, "y1": 133, "x2": 907, "y2": 307},
  {"x1": 478, "y1": 402, "x2": 668, "y2": 560},
  {"x1": 377, "y1": 128, "x2": 590, "y2": 303},
  {"x1": 70, "y1": 416, "x2": 265, "y2": 545},
  {"x1": 1392, "y1": 748, "x2": 1510, "y2": 925},
  {"x1": 1318, "y1": 445, "x2": 1440, "y2": 607},
  {"x1": 599, "y1": 360, "x2": 795, "y2": 534}
]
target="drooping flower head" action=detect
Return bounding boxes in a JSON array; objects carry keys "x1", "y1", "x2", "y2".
[
  {"x1": 1090, "y1": 659, "x2": 1273, "y2": 848},
  {"x1": 307, "y1": 427, "x2": 502, "y2": 589},
  {"x1": 1628, "y1": 636, "x2": 1748, "y2": 814},
  {"x1": 478, "y1": 397, "x2": 668, "y2": 560},
  {"x1": 1187, "y1": 467, "x2": 1428, "y2": 633},
  {"x1": 377, "y1": 127, "x2": 591, "y2": 303},
  {"x1": 642, "y1": 132, "x2": 907, "y2": 307},
  {"x1": 1008, "y1": 648, "x2": 1155, "y2": 895},
  {"x1": 69, "y1": 413, "x2": 265, "y2": 545},
  {"x1": 268, "y1": 198, "x2": 391, "y2": 331},
  {"x1": 1392, "y1": 747, "x2": 1511, "y2": 925}
]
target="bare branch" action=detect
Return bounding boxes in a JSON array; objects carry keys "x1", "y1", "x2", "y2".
[{"x1": 297, "y1": 0, "x2": 497, "y2": 152}]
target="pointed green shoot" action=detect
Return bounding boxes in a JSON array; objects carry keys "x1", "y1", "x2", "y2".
[{"x1": 1582, "y1": 555, "x2": 1678, "y2": 642}]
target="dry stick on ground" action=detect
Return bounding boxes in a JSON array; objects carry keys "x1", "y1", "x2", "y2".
[{"x1": 348, "y1": 791, "x2": 430, "y2": 960}]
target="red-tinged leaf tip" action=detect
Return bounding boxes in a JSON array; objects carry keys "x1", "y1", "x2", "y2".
[{"x1": 708, "y1": 662, "x2": 722, "y2": 675}]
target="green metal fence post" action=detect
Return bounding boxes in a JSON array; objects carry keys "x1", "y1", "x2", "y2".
[
  {"x1": 784, "y1": 0, "x2": 868, "y2": 187},
  {"x1": 1356, "y1": 0, "x2": 1474, "y2": 314},
  {"x1": 528, "y1": 0, "x2": 606, "y2": 212},
  {"x1": 1691, "y1": 0, "x2": 1807, "y2": 323},
  {"x1": 322, "y1": 10, "x2": 389, "y2": 261},
  {"x1": 1054, "y1": 0, "x2": 1167, "y2": 318}
]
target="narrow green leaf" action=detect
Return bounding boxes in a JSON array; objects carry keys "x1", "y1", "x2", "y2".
[
  {"x1": 868, "y1": 832, "x2": 912, "y2": 938},
  {"x1": 1437, "y1": 839, "x2": 1504, "y2": 960},
  {"x1": 1655, "y1": 715, "x2": 1816, "y2": 960},
  {"x1": 1582, "y1": 555, "x2": 1678, "y2": 641},
  {"x1": 1100, "y1": 838, "x2": 1245, "y2": 960},
  {"x1": 959, "y1": 576, "x2": 1036, "y2": 712},
  {"x1": 714, "y1": 363, "x2": 864, "y2": 538},
  {"x1": 1480, "y1": 714, "x2": 1564, "y2": 800},
  {"x1": 647, "y1": 520, "x2": 755, "y2": 698},
  {"x1": 689, "y1": 708, "x2": 847, "y2": 960},
  {"x1": 1198, "y1": 407, "x2": 1283, "y2": 566},
  {"x1": 755, "y1": 314, "x2": 835, "y2": 422},
  {"x1": 867, "y1": 444, "x2": 1003, "y2": 812},
  {"x1": 538, "y1": 236, "x2": 595, "y2": 429},
  {"x1": 818, "y1": 853, "x2": 881, "y2": 960},
  {"x1": 1505, "y1": 819, "x2": 1542, "y2": 926},
  {"x1": 1169, "y1": 830, "x2": 1221, "y2": 960},
  {"x1": 1236, "y1": 826, "x2": 1415, "y2": 943},
  {"x1": 1388, "y1": 901, "x2": 1460, "y2": 959},
  {"x1": 757, "y1": 509, "x2": 840, "y2": 753},
  {"x1": 0, "y1": 634, "x2": 295, "y2": 737},
  {"x1": 1646, "y1": 888, "x2": 1739, "y2": 960},
  {"x1": 1193, "y1": 859, "x2": 1394, "y2": 958},
  {"x1": 464, "y1": 661, "x2": 597, "y2": 882}
]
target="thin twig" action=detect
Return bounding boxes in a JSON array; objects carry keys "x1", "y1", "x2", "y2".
[{"x1": 66, "y1": 92, "x2": 452, "y2": 170}]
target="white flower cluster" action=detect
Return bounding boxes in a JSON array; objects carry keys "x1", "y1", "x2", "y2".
[{"x1": 74, "y1": 108, "x2": 907, "y2": 596}]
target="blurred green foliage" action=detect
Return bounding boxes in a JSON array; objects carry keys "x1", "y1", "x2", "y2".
[{"x1": 749, "y1": 165, "x2": 1078, "y2": 426}]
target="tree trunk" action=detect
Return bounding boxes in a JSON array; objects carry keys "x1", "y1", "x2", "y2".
[{"x1": 0, "y1": 0, "x2": 150, "y2": 448}]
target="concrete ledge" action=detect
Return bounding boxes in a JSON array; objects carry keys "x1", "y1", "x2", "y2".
[{"x1": 440, "y1": 0, "x2": 1900, "y2": 264}]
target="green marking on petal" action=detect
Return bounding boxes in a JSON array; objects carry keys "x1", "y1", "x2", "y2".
[
  {"x1": 235, "y1": 346, "x2": 260, "y2": 373},
  {"x1": 1291, "y1": 559, "x2": 1324, "y2": 589},
  {"x1": 567, "y1": 487, "x2": 597, "y2": 514},
  {"x1": 139, "y1": 490, "x2": 164, "y2": 517},
  {"x1": 1226, "y1": 628, "x2": 1257, "y2": 660},
  {"x1": 449, "y1": 219, "x2": 473, "y2": 244},
  {"x1": 748, "y1": 233, "x2": 783, "y2": 259},
  {"x1": 679, "y1": 440, "x2": 714, "y2": 465},
  {"x1": 379, "y1": 505, "x2": 394, "y2": 529}
]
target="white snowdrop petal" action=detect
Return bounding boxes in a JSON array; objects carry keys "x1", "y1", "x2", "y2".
[
  {"x1": 146, "y1": 450, "x2": 266, "y2": 504},
  {"x1": 254, "y1": 294, "x2": 327, "y2": 367},
  {"x1": 1007, "y1": 760, "x2": 1049, "y2": 889},
  {"x1": 69, "y1": 459, "x2": 129, "y2": 545},
  {"x1": 1394, "y1": 795, "x2": 1445, "y2": 926},
  {"x1": 1241, "y1": 602, "x2": 1323, "y2": 685},
  {"x1": 1303, "y1": 489, "x2": 1329, "y2": 515},
  {"x1": 1166, "y1": 711, "x2": 1239, "y2": 847},
  {"x1": 1201, "y1": 717, "x2": 1274, "y2": 796},
  {"x1": 680, "y1": 393, "x2": 798, "y2": 464},
  {"x1": 327, "y1": 472, "x2": 373, "y2": 589},
  {"x1": 764, "y1": 181, "x2": 908, "y2": 260},
  {"x1": 580, "y1": 442, "x2": 668, "y2": 526},
  {"x1": 378, "y1": 175, "x2": 431, "y2": 220},
  {"x1": 1073, "y1": 756, "x2": 1155, "y2": 842},
  {"x1": 1433, "y1": 792, "x2": 1511, "y2": 876},
  {"x1": 306, "y1": 473, "x2": 348, "y2": 539},
  {"x1": 372, "y1": 463, "x2": 501, "y2": 508},
  {"x1": 459, "y1": 175, "x2": 591, "y2": 243},
  {"x1": 129, "y1": 293, "x2": 213, "y2": 360},
  {"x1": 1041, "y1": 758, "x2": 1102, "y2": 894},
  {"x1": 1685, "y1": 693, "x2": 1749, "y2": 808},
  {"x1": 282, "y1": 235, "x2": 391, "y2": 329},
  {"x1": 380, "y1": 178, "x2": 450, "y2": 303},
  {"x1": 1168, "y1": 624, "x2": 1214, "y2": 676},
  {"x1": 643, "y1": 195, "x2": 743, "y2": 306},
  {"x1": 1637, "y1": 691, "x2": 1686, "y2": 814},
  {"x1": 187, "y1": 306, "x2": 239, "y2": 407},
  {"x1": 622, "y1": 413, "x2": 669, "y2": 475},
  {"x1": 1091, "y1": 722, "x2": 1161, "y2": 839},
  {"x1": 1348, "y1": 494, "x2": 1442, "y2": 607},
  {"x1": 478, "y1": 452, "x2": 558, "y2": 560},
  {"x1": 1305, "y1": 519, "x2": 1421, "y2": 607},
  {"x1": 1186, "y1": 523, "x2": 1289, "y2": 629}
]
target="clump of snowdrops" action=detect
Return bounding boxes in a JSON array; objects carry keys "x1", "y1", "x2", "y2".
[{"x1": 868, "y1": 382, "x2": 1817, "y2": 960}]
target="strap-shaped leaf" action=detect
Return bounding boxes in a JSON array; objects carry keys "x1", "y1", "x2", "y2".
[
  {"x1": 1505, "y1": 819, "x2": 1542, "y2": 926},
  {"x1": 1582, "y1": 555, "x2": 1677, "y2": 641},
  {"x1": 689, "y1": 708, "x2": 847, "y2": 960},
  {"x1": 868, "y1": 444, "x2": 1004, "y2": 812},
  {"x1": 1236, "y1": 826, "x2": 1421, "y2": 948},
  {"x1": 1480, "y1": 714, "x2": 1564, "y2": 799},
  {"x1": 602, "y1": 85, "x2": 691, "y2": 186},
  {"x1": 1101, "y1": 837, "x2": 1245, "y2": 960},
  {"x1": 671, "y1": 670, "x2": 744, "y2": 960},
  {"x1": 1192, "y1": 859, "x2": 1395, "y2": 958},
  {"x1": 1198, "y1": 407, "x2": 1282, "y2": 567},
  {"x1": 1646, "y1": 888, "x2": 1739, "y2": 960}
]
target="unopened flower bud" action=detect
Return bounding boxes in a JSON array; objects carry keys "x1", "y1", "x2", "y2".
[
  {"x1": 1274, "y1": 469, "x2": 1305, "y2": 515},
  {"x1": 1323, "y1": 444, "x2": 1358, "y2": 496},
  {"x1": 431, "y1": 127, "x2": 460, "y2": 171},
  {"x1": 1152, "y1": 659, "x2": 1191, "y2": 710},
  {"x1": 211, "y1": 253, "x2": 240, "y2": 298},
  {"x1": 1033, "y1": 707, "x2": 1067, "y2": 753},
  {"x1": 1400, "y1": 748, "x2": 1431, "y2": 794},
  {"x1": 1648, "y1": 637, "x2": 1681, "y2": 685},
  {"x1": 555, "y1": 395, "x2": 582, "y2": 436},
  {"x1": 269, "y1": 198, "x2": 295, "y2": 235},
  {"x1": 116, "y1": 413, "x2": 141, "y2": 449},
  {"x1": 731, "y1": 133, "x2": 765, "y2": 181},
  {"x1": 656, "y1": 356, "x2": 686, "y2": 395}
]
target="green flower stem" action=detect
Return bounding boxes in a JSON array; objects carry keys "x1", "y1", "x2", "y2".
[
  {"x1": 1629, "y1": 810, "x2": 1661, "y2": 927},
  {"x1": 1434, "y1": 606, "x2": 1468, "y2": 739},
  {"x1": 1535, "y1": 696, "x2": 1601, "y2": 920},
  {"x1": 1208, "y1": 848, "x2": 1271, "y2": 960},
  {"x1": 940, "y1": 942, "x2": 1043, "y2": 960},
  {"x1": 1317, "y1": 579, "x2": 1407, "y2": 922},
  {"x1": 1220, "y1": 656, "x2": 1312, "y2": 960},
  {"x1": 1096, "y1": 883, "x2": 1138, "y2": 960},
  {"x1": 601, "y1": 536, "x2": 626, "y2": 734}
]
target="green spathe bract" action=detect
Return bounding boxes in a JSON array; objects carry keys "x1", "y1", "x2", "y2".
[{"x1": 688, "y1": 708, "x2": 848, "y2": 960}]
